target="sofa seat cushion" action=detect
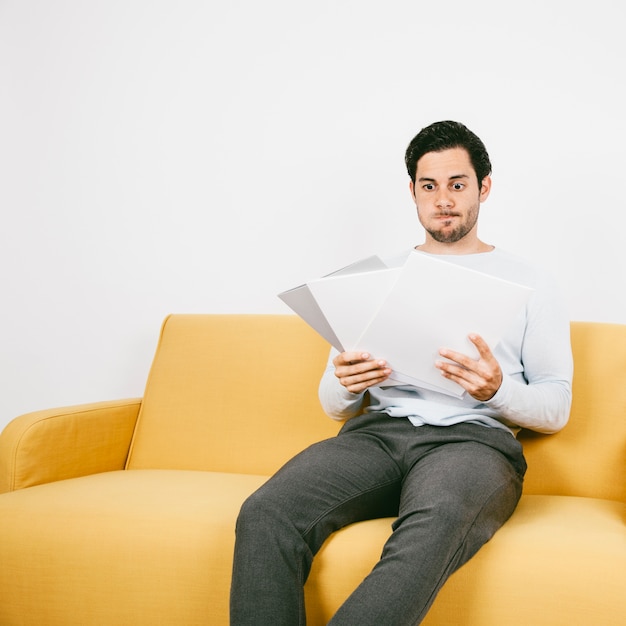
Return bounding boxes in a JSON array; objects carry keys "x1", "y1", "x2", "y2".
[
  {"x1": 305, "y1": 495, "x2": 626, "y2": 626},
  {"x1": 1, "y1": 472, "x2": 624, "y2": 626},
  {"x1": 0, "y1": 469, "x2": 268, "y2": 626}
]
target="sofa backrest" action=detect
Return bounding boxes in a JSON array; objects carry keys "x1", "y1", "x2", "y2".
[
  {"x1": 520, "y1": 321, "x2": 626, "y2": 502},
  {"x1": 127, "y1": 315, "x2": 626, "y2": 502},
  {"x1": 126, "y1": 315, "x2": 340, "y2": 475}
]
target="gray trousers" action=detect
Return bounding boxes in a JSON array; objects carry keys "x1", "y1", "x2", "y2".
[{"x1": 230, "y1": 412, "x2": 526, "y2": 625}]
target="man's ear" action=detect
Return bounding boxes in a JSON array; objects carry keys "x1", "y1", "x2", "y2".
[{"x1": 479, "y1": 175, "x2": 492, "y2": 202}]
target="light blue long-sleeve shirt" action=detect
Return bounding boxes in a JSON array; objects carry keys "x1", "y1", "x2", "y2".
[{"x1": 318, "y1": 248, "x2": 573, "y2": 436}]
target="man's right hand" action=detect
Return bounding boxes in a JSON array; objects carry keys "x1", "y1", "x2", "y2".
[{"x1": 333, "y1": 352, "x2": 392, "y2": 394}]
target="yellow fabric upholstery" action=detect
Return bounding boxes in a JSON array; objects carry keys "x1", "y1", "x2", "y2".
[
  {"x1": 0, "y1": 399, "x2": 141, "y2": 493},
  {"x1": 0, "y1": 469, "x2": 267, "y2": 624},
  {"x1": 307, "y1": 497, "x2": 626, "y2": 626},
  {"x1": 519, "y1": 321, "x2": 626, "y2": 502},
  {"x1": 126, "y1": 314, "x2": 339, "y2": 474},
  {"x1": 0, "y1": 315, "x2": 625, "y2": 625}
]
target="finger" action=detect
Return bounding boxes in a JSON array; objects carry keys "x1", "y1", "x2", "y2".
[
  {"x1": 338, "y1": 360, "x2": 389, "y2": 381},
  {"x1": 337, "y1": 357, "x2": 390, "y2": 387},
  {"x1": 343, "y1": 370, "x2": 392, "y2": 393},
  {"x1": 437, "y1": 364, "x2": 485, "y2": 397},
  {"x1": 467, "y1": 333, "x2": 494, "y2": 360},
  {"x1": 438, "y1": 348, "x2": 475, "y2": 370},
  {"x1": 333, "y1": 351, "x2": 371, "y2": 367},
  {"x1": 436, "y1": 360, "x2": 475, "y2": 383},
  {"x1": 439, "y1": 336, "x2": 494, "y2": 371}
]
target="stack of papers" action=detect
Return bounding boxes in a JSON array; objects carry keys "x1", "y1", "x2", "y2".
[{"x1": 278, "y1": 251, "x2": 533, "y2": 397}]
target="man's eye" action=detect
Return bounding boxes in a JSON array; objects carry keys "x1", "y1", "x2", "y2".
[
  {"x1": 452, "y1": 183, "x2": 464, "y2": 190},
  {"x1": 423, "y1": 184, "x2": 435, "y2": 191}
]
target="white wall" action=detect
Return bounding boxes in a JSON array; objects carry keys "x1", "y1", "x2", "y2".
[{"x1": 1, "y1": 0, "x2": 624, "y2": 431}]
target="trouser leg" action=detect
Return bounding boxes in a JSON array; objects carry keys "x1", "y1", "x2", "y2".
[
  {"x1": 230, "y1": 415, "x2": 403, "y2": 626},
  {"x1": 329, "y1": 424, "x2": 526, "y2": 626}
]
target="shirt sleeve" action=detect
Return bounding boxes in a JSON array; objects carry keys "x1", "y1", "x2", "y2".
[{"x1": 485, "y1": 273, "x2": 573, "y2": 433}]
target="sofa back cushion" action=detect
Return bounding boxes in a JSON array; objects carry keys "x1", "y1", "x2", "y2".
[
  {"x1": 520, "y1": 321, "x2": 626, "y2": 502},
  {"x1": 127, "y1": 315, "x2": 626, "y2": 502},
  {"x1": 126, "y1": 315, "x2": 339, "y2": 475}
]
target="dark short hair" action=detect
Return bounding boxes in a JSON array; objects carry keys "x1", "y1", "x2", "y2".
[{"x1": 404, "y1": 121, "x2": 492, "y2": 185}]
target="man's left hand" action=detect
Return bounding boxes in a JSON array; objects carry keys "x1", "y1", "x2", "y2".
[{"x1": 436, "y1": 334, "x2": 502, "y2": 401}]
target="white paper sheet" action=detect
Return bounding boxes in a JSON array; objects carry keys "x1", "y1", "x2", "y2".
[
  {"x1": 354, "y1": 252, "x2": 533, "y2": 396},
  {"x1": 307, "y1": 268, "x2": 401, "y2": 352},
  {"x1": 278, "y1": 256, "x2": 389, "y2": 351},
  {"x1": 278, "y1": 251, "x2": 533, "y2": 397}
]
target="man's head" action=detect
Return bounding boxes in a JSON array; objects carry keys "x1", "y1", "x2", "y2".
[
  {"x1": 405, "y1": 121, "x2": 492, "y2": 186},
  {"x1": 406, "y1": 122, "x2": 493, "y2": 251}
]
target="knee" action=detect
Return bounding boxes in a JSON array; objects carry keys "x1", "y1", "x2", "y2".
[
  {"x1": 235, "y1": 486, "x2": 297, "y2": 541},
  {"x1": 397, "y1": 493, "x2": 474, "y2": 535},
  {"x1": 234, "y1": 488, "x2": 315, "y2": 573},
  {"x1": 236, "y1": 490, "x2": 273, "y2": 533},
  {"x1": 434, "y1": 478, "x2": 521, "y2": 543},
  {"x1": 396, "y1": 480, "x2": 518, "y2": 538}
]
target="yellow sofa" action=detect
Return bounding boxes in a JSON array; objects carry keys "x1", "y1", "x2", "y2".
[{"x1": 1, "y1": 315, "x2": 625, "y2": 625}]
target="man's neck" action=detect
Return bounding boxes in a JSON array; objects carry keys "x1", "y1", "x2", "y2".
[{"x1": 415, "y1": 238, "x2": 494, "y2": 256}]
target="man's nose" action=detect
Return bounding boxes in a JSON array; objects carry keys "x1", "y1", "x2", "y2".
[{"x1": 435, "y1": 190, "x2": 453, "y2": 208}]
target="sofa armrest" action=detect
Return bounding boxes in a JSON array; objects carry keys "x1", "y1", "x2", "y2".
[{"x1": 0, "y1": 398, "x2": 142, "y2": 493}]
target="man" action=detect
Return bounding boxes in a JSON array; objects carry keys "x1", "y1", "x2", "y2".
[{"x1": 230, "y1": 121, "x2": 573, "y2": 625}]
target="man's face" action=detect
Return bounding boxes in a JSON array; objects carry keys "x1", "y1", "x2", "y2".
[{"x1": 409, "y1": 147, "x2": 491, "y2": 245}]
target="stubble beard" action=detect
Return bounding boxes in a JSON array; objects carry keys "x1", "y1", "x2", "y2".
[{"x1": 422, "y1": 203, "x2": 480, "y2": 244}]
